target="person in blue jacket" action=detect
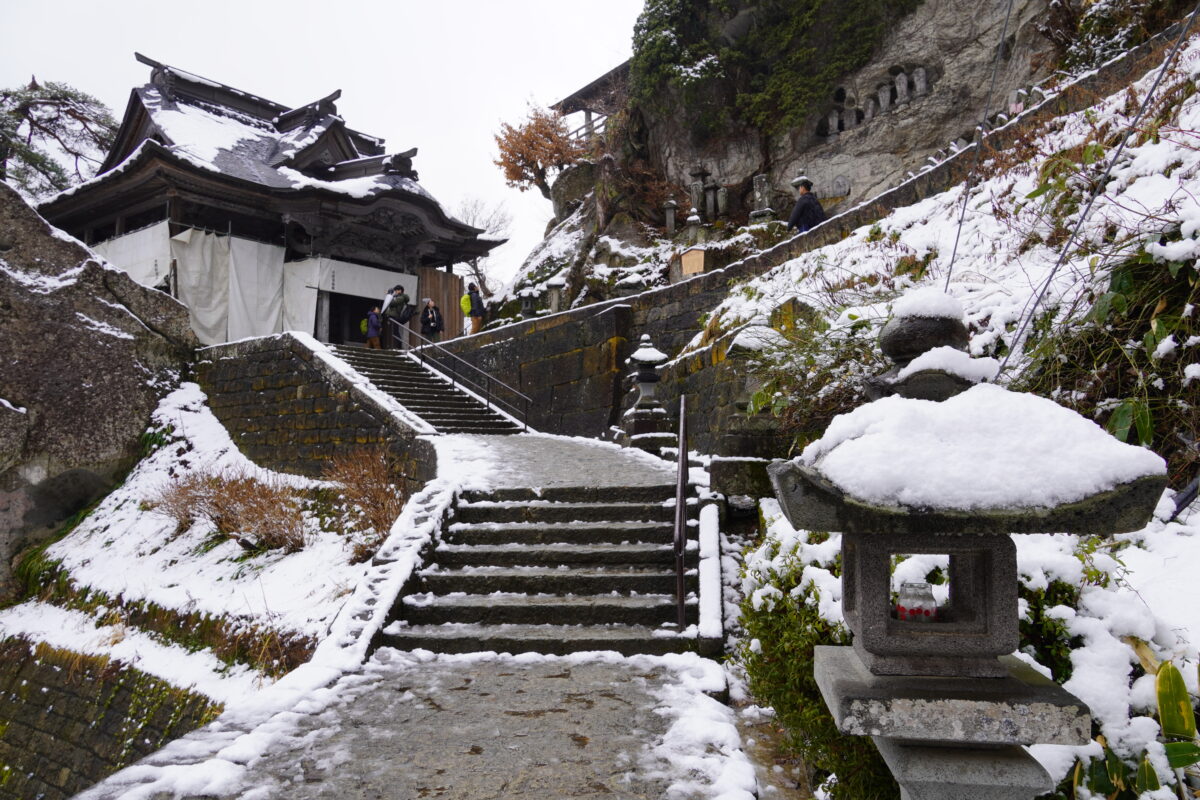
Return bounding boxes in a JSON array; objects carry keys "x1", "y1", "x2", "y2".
[{"x1": 365, "y1": 306, "x2": 382, "y2": 349}]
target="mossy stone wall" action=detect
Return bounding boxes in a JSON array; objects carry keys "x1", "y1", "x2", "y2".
[
  {"x1": 0, "y1": 639, "x2": 219, "y2": 800},
  {"x1": 195, "y1": 334, "x2": 436, "y2": 489}
]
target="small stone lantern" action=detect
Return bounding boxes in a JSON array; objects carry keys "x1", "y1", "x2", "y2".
[
  {"x1": 769, "y1": 289, "x2": 1168, "y2": 799},
  {"x1": 621, "y1": 334, "x2": 675, "y2": 455},
  {"x1": 519, "y1": 288, "x2": 538, "y2": 319}
]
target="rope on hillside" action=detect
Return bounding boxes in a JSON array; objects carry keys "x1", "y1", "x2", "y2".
[
  {"x1": 943, "y1": 0, "x2": 1017, "y2": 290},
  {"x1": 999, "y1": 2, "x2": 1200, "y2": 373}
]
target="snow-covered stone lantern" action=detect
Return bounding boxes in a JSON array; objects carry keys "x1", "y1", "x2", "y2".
[
  {"x1": 769, "y1": 288, "x2": 1168, "y2": 799},
  {"x1": 519, "y1": 288, "x2": 538, "y2": 319},
  {"x1": 621, "y1": 334, "x2": 674, "y2": 455}
]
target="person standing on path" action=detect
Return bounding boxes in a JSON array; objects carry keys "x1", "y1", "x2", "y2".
[
  {"x1": 786, "y1": 178, "x2": 826, "y2": 233},
  {"x1": 365, "y1": 306, "x2": 382, "y2": 349},
  {"x1": 465, "y1": 282, "x2": 484, "y2": 336},
  {"x1": 382, "y1": 284, "x2": 411, "y2": 349},
  {"x1": 419, "y1": 298, "x2": 444, "y2": 342}
]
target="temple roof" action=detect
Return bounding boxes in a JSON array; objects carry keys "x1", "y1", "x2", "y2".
[
  {"x1": 40, "y1": 54, "x2": 503, "y2": 266},
  {"x1": 88, "y1": 53, "x2": 428, "y2": 200},
  {"x1": 551, "y1": 61, "x2": 630, "y2": 116}
]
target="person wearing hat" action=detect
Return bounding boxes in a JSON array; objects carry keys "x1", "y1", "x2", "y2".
[
  {"x1": 380, "y1": 284, "x2": 410, "y2": 349},
  {"x1": 419, "y1": 297, "x2": 445, "y2": 342},
  {"x1": 787, "y1": 178, "x2": 827, "y2": 233}
]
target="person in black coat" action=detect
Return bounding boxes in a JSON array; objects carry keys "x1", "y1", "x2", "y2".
[
  {"x1": 419, "y1": 298, "x2": 445, "y2": 342},
  {"x1": 787, "y1": 178, "x2": 827, "y2": 233}
]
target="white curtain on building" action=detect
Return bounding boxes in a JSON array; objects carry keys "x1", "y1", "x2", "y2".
[
  {"x1": 92, "y1": 228, "x2": 404, "y2": 344},
  {"x1": 282, "y1": 259, "x2": 318, "y2": 336},
  {"x1": 228, "y1": 238, "x2": 286, "y2": 341},
  {"x1": 170, "y1": 228, "x2": 231, "y2": 346},
  {"x1": 313, "y1": 257, "x2": 407, "y2": 302},
  {"x1": 91, "y1": 221, "x2": 172, "y2": 287}
]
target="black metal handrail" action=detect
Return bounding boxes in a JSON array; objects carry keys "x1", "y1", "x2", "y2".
[
  {"x1": 387, "y1": 318, "x2": 531, "y2": 431},
  {"x1": 673, "y1": 394, "x2": 688, "y2": 628}
]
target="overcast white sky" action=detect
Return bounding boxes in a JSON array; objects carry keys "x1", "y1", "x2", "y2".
[{"x1": 1, "y1": 0, "x2": 645, "y2": 287}]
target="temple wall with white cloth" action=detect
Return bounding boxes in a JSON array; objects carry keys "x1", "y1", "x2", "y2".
[{"x1": 91, "y1": 225, "x2": 455, "y2": 346}]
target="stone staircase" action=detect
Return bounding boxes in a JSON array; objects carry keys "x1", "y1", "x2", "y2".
[
  {"x1": 376, "y1": 485, "x2": 700, "y2": 656},
  {"x1": 330, "y1": 345, "x2": 522, "y2": 435}
]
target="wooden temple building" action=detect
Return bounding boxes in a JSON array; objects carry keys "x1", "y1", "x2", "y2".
[{"x1": 39, "y1": 53, "x2": 500, "y2": 344}]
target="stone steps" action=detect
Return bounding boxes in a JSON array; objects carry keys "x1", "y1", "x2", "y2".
[
  {"x1": 454, "y1": 500, "x2": 679, "y2": 524},
  {"x1": 432, "y1": 541, "x2": 683, "y2": 567},
  {"x1": 376, "y1": 622, "x2": 691, "y2": 656},
  {"x1": 443, "y1": 520, "x2": 677, "y2": 546},
  {"x1": 328, "y1": 345, "x2": 521, "y2": 434},
  {"x1": 379, "y1": 485, "x2": 698, "y2": 656},
  {"x1": 400, "y1": 592, "x2": 691, "y2": 626},
  {"x1": 417, "y1": 565, "x2": 694, "y2": 595}
]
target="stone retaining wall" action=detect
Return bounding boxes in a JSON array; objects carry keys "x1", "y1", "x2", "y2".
[
  {"x1": 0, "y1": 639, "x2": 218, "y2": 800},
  {"x1": 435, "y1": 31, "x2": 1178, "y2": 446},
  {"x1": 432, "y1": 305, "x2": 633, "y2": 437},
  {"x1": 195, "y1": 334, "x2": 436, "y2": 489}
]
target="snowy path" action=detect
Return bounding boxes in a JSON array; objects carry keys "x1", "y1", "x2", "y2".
[
  {"x1": 185, "y1": 650, "x2": 745, "y2": 799},
  {"x1": 431, "y1": 432, "x2": 680, "y2": 491}
]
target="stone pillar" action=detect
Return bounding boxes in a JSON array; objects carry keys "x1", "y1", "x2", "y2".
[
  {"x1": 749, "y1": 174, "x2": 774, "y2": 224},
  {"x1": 546, "y1": 276, "x2": 565, "y2": 313},
  {"x1": 827, "y1": 109, "x2": 841, "y2": 136},
  {"x1": 688, "y1": 181, "x2": 705, "y2": 220},
  {"x1": 583, "y1": 109, "x2": 595, "y2": 139},
  {"x1": 664, "y1": 195, "x2": 678, "y2": 236},
  {"x1": 913, "y1": 67, "x2": 928, "y2": 97},
  {"x1": 877, "y1": 84, "x2": 892, "y2": 113},
  {"x1": 842, "y1": 107, "x2": 857, "y2": 130},
  {"x1": 704, "y1": 178, "x2": 720, "y2": 220},
  {"x1": 686, "y1": 214, "x2": 703, "y2": 246},
  {"x1": 716, "y1": 186, "x2": 729, "y2": 218},
  {"x1": 895, "y1": 71, "x2": 910, "y2": 104}
]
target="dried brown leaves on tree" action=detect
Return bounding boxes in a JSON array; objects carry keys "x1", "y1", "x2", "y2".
[{"x1": 494, "y1": 106, "x2": 587, "y2": 199}]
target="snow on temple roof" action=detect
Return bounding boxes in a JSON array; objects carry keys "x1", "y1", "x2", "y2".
[{"x1": 96, "y1": 54, "x2": 434, "y2": 204}]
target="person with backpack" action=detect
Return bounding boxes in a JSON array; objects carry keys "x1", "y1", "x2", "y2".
[
  {"x1": 365, "y1": 305, "x2": 382, "y2": 349},
  {"x1": 420, "y1": 298, "x2": 445, "y2": 342},
  {"x1": 381, "y1": 284, "x2": 412, "y2": 349},
  {"x1": 786, "y1": 178, "x2": 827, "y2": 233},
  {"x1": 462, "y1": 282, "x2": 484, "y2": 335}
]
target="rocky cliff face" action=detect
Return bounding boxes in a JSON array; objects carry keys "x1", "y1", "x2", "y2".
[
  {"x1": 641, "y1": 0, "x2": 1055, "y2": 216},
  {"x1": 0, "y1": 182, "x2": 196, "y2": 597}
]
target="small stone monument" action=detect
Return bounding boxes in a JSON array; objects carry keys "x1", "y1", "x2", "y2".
[
  {"x1": 913, "y1": 66, "x2": 928, "y2": 97},
  {"x1": 749, "y1": 174, "x2": 774, "y2": 224},
  {"x1": 546, "y1": 275, "x2": 566, "y2": 314},
  {"x1": 621, "y1": 334, "x2": 675, "y2": 455},
  {"x1": 769, "y1": 288, "x2": 1168, "y2": 800},
  {"x1": 895, "y1": 71, "x2": 911, "y2": 104},
  {"x1": 664, "y1": 195, "x2": 679, "y2": 237}
]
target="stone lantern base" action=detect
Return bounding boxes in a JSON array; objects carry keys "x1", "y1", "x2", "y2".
[{"x1": 815, "y1": 646, "x2": 1090, "y2": 800}]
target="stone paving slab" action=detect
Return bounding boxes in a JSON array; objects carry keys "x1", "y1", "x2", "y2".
[
  {"x1": 202, "y1": 650, "x2": 727, "y2": 800},
  {"x1": 433, "y1": 434, "x2": 678, "y2": 491}
]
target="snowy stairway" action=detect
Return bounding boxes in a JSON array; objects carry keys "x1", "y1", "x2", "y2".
[
  {"x1": 377, "y1": 486, "x2": 700, "y2": 656},
  {"x1": 329, "y1": 345, "x2": 521, "y2": 434}
]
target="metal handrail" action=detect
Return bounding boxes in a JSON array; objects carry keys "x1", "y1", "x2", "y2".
[
  {"x1": 387, "y1": 318, "x2": 531, "y2": 431},
  {"x1": 673, "y1": 394, "x2": 688, "y2": 628}
]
